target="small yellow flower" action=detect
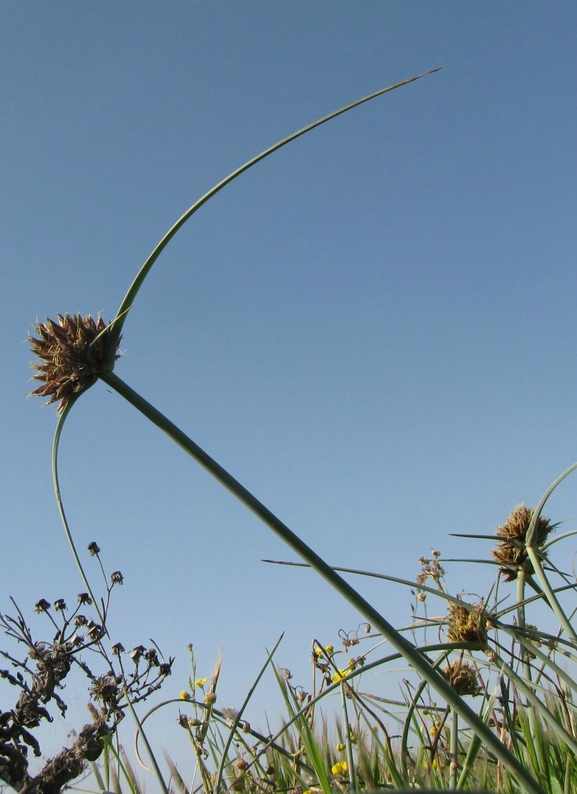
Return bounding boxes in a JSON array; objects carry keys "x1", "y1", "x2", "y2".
[
  {"x1": 194, "y1": 677, "x2": 208, "y2": 688},
  {"x1": 326, "y1": 645, "x2": 334, "y2": 654},
  {"x1": 429, "y1": 725, "x2": 437, "y2": 736},
  {"x1": 331, "y1": 761, "x2": 348, "y2": 775},
  {"x1": 315, "y1": 647, "x2": 324, "y2": 657},
  {"x1": 335, "y1": 743, "x2": 345, "y2": 752},
  {"x1": 180, "y1": 691, "x2": 192, "y2": 701},
  {"x1": 331, "y1": 668, "x2": 349, "y2": 683}
]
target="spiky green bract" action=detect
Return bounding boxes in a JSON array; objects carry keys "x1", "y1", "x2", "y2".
[{"x1": 104, "y1": 69, "x2": 441, "y2": 363}]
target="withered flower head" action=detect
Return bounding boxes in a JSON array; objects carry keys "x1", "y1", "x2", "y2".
[
  {"x1": 446, "y1": 598, "x2": 488, "y2": 647},
  {"x1": 492, "y1": 504, "x2": 554, "y2": 582},
  {"x1": 35, "y1": 599, "x2": 51, "y2": 613},
  {"x1": 443, "y1": 660, "x2": 482, "y2": 696},
  {"x1": 130, "y1": 644, "x2": 146, "y2": 662},
  {"x1": 29, "y1": 313, "x2": 121, "y2": 413},
  {"x1": 90, "y1": 674, "x2": 120, "y2": 707}
]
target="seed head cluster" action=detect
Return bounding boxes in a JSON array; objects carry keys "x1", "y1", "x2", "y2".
[
  {"x1": 443, "y1": 660, "x2": 482, "y2": 696},
  {"x1": 29, "y1": 313, "x2": 120, "y2": 413},
  {"x1": 492, "y1": 504, "x2": 554, "y2": 582},
  {"x1": 446, "y1": 598, "x2": 487, "y2": 648}
]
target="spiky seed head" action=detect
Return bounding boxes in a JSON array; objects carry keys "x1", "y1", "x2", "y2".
[
  {"x1": 492, "y1": 504, "x2": 554, "y2": 581},
  {"x1": 446, "y1": 598, "x2": 488, "y2": 647},
  {"x1": 443, "y1": 660, "x2": 482, "y2": 696},
  {"x1": 29, "y1": 313, "x2": 121, "y2": 413}
]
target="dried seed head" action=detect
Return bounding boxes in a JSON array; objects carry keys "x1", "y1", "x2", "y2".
[
  {"x1": 130, "y1": 645, "x2": 146, "y2": 662},
  {"x1": 492, "y1": 504, "x2": 554, "y2": 581},
  {"x1": 90, "y1": 674, "x2": 120, "y2": 706},
  {"x1": 446, "y1": 598, "x2": 488, "y2": 647},
  {"x1": 29, "y1": 313, "x2": 121, "y2": 413},
  {"x1": 87, "y1": 541, "x2": 101, "y2": 556},
  {"x1": 443, "y1": 660, "x2": 482, "y2": 696},
  {"x1": 145, "y1": 648, "x2": 159, "y2": 666},
  {"x1": 35, "y1": 599, "x2": 51, "y2": 613},
  {"x1": 110, "y1": 571, "x2": 124, "y2": 586}
]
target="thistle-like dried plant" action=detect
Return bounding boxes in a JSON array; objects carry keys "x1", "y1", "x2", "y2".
[
  {"x1": 0, "y1": 545, "x2": 172, "y2": 793},
  {"x1": 492, "y1": 504, "x2": 555, "y2": 582},
  {"x1": 29, "y1": 313, "x2": 120, "y2": 413}
]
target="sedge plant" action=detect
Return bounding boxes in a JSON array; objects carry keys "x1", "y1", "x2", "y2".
[{"x1": 28, "y1": 69, "x2": 576, "y2": 794}]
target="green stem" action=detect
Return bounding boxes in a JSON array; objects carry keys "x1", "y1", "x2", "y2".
[
  {"x1": 450, "y1": 709, "x2": 458, "y2": 790},
  {"x1": 104, "y1": 69, "x2": 441, "y2": 362},
  {"x1": 340, "y1": 681, "x2": 357, "y2": 792},
  {"x1": 52, "y1": 401, "x2": 105, "y2": 627},
  {"x1": 100, "y1": 370, "x2": 545, "y2": 794}
]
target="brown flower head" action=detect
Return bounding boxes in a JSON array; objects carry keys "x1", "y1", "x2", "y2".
[
  {"x1": 446, "y1": 598, "x2": 488, "y2": 648},
  {"x1": 443, "y1": 660, "x2": 482, "y2": 696},
  {"x1": 29, "y1": 313, "x2": 120, "y2": 413},
  {"x1": 492, "y1": 504, "x2": 555, "y2": 582}
]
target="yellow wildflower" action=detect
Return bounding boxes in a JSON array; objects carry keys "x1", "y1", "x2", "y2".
[
  {"x1": 331, "y1": 668, "x2": 349, "y2": 683},
  {"x1": 331, "y1": 761, "x2": 348, "y2": 775},
  {"x1": 326, "y1": 645, "x2": 334, "y2": 654},
  {"x1": 180, "y1": 691, "x2": 192, "y2": 701},
  {"x1": 335, "y1": 743, "x2": 345, "y2": 752},
  {"x1": 194, "y1": 677, "x2": 208, "y2": 688}
]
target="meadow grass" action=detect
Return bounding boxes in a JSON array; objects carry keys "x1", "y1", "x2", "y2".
[{"x1": 80, "y1": 509, "x2": 577, "y2": 794}]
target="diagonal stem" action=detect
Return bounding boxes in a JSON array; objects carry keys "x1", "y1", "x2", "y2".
[{"x1": 99, "y1": 370, "x2": 545, "y2": 794}]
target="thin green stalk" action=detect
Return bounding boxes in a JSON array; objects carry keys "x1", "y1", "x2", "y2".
[
  {"x1": 122, "y1": 686, "x2": 170, "y2": 794},
  {"x1": 100, "y1": 370, "x2": 546, "y2": 794},
  {"x1": 52, "y1": 400, "x2": 105, "y2": 627},
  {"x1": 517, "y1": 569, "x2": 534, "y2": 687},
  {"x1": 524, "y1": 463, "x2": 577, "y2": 643},
  {"x1": 340, "y1": 681, "x2": 357, "y2": 792},
  {"x1": 526, "y1": 544, "x2": 577, "y2": 644},
  {"x1": 104, "y1": 69, "x2": 441, "y2": 363},
  {"x1": 213, "y1": 634, "x2": 284, "y2": 794},
  {"x1": 450, "y1": 709, "x2": 458, "y2": 789}
]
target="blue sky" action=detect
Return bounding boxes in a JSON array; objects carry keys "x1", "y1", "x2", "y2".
[{"x1": 2, "y1": 0, "x2": 577, "y2": 774}]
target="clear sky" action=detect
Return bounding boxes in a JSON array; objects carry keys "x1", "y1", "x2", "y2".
[{"x1": 2, "y1": 0, "x2": 577, "y2": 775}]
